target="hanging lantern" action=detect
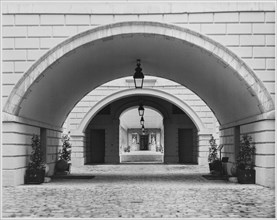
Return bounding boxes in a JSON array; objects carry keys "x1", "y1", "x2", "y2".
[
  {"x1": 142, "y1": 125, "x2": 145, "y2": 133},
  {"x1": 140, "y1": 116, "x2": 144, "y2": 126},
  {"x1": 138, "y1": 104, "x2": 145, "y2": 116},
  {"x1": 133, "y1": 59, "x2": 144, "y2": 89}
]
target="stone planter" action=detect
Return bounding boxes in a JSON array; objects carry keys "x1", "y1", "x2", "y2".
[
  {"x1": 25, "y1": 169, "x2": 45, "y2": 184},
  {"x1": 209, "y1": 160, "x2": 222, "y2": 173},
  {"x1": 55, "y1": 159, "x2": 71, "y2": 174},
  {"x1": 237, "y1": 169, "x2": 255, "y2": 184}
]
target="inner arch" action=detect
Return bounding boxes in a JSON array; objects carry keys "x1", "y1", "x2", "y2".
[{"x1": 76, "y1": 88, "x2": 207, "y2": 134}]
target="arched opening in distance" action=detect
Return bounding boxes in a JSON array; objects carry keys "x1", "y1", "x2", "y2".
[
  {"x1": 81, "y1": 94, "x2": 200, "y2": 166},
  {"x1": 119, "y1": 107, "x2": 164, "y2": 163}
]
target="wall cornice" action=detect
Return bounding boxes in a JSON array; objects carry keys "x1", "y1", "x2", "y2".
[{"x1": 2, "y1": 2, "x2": 275, "y2": 14}]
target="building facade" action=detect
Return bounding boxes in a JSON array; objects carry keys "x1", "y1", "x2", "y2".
[{"x1": 2, "y1": 2, "x2": 275, "y2": 187}]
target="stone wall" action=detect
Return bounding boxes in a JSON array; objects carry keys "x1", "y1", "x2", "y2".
[
  {"x1": 2, "y1": 120, "x2": 62, "y2": 186},
  {"x1": 1, "y1": 2, "x2": 275, "y2": 187},
  {"x1": 2, "y1": 3, "x2": 275, "y2": 107},
  {"x1": 220, "y1": 119, "x2": 275, "y2": 188},
  {"x1": 241, "y1": 120, "x2": 275, "y2": 187}
]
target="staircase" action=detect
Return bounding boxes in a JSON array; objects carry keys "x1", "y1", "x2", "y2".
[{"x1": 120, "y1": 151, "x2": 164, "y2": 163}]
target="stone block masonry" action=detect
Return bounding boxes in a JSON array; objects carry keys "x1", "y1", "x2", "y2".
[
  {"x1": 1, "y1": 2, "x2": 275, "y2": 188},
  {"x1": 2, "y1": 116, "x2": 62, "y2": 186},
  {"x1": 240, "y1": 120, "x2": 275, "y2": 187},
  {"x1": 1, "y1": 4, "x2": 275, "y2": 104}
]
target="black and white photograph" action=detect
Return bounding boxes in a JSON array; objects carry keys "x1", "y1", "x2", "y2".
[{"x1": 1, "y1": 0, "x2": 275, "y2": 219}]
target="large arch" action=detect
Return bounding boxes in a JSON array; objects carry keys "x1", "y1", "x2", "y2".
[
  {"x1": 2, "y1": 21, "x2": 275, "y2": 187},
  {"x1": 3, "y1": 21, "x2": 274, "y2": 128},
  {"x1": 75, "y1": 88, "x2": 208, "y2": 135}
]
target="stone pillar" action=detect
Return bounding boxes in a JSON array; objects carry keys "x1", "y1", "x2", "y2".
[
  {"x1": 240, "y1": 120, "x2": 275, "y2": 188},
  {"x1": 45, "y1": 129, "x2": 62, "y2": 176},
  {"x1": 70, "y1": 132, "x2": 86, "y2": 167},
  {"x1": 2, "y1": 121, "x2": 40, "y2": 186},
  {"x1": 197, "y1": 133, "x2": 212, "y2": 165},
  {"x1": 105, "y1": 119, "x2": 120, "y2": 163},
  {"x1": 219, "y1": 127, "x2": 234, "y2": 175},
  {"x1": 2, "y1": 116, "x2": 63, "y2": 186}
]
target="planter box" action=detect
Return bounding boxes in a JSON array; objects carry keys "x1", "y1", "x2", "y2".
[
  {"x1": 237, "y1": 169, "x2": 255, "y2": 184},
  {"x1": 209, "y1": 160, "x2": 222, "y2": 173},
  {"x1": 55, "y1": 159, "x2": 71, "y2": 175},
  {"x1": 25, "y1": 169, "x2": 45, "y2": 184},
  {"x1": 56, "y1": 159, "x2": 69, "y2": 172}
]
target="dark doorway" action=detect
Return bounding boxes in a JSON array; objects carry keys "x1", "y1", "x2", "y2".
[
  {"x1": 140, "y1": 135, "x2": 149, "y2": 150},
  {"x1": 90, "y1": 129, "x2": 105, "y2": 163},
  {"x1": 178, "y1": 129, "x2": 193, "y2": 163}
]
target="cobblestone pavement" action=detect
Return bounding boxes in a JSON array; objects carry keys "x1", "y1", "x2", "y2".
[{"x1": 2, "y1": 164, "x2": 275, "y2": 219}]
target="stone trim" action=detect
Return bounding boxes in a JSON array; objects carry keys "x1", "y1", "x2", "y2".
[
  {"x1": 2, "y1": 2, "x2": 275, "y2": 14},
  {"x1": 2, "y1": 112, "x2": 63, "y2": 132},
  {"x1": 219, "y1": 110, "x2": 275, "y2": 130}
]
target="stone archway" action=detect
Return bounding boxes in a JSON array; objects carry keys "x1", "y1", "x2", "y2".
[
  {"x1": 77, "y1": 94, "x2": 202, "y2": 166},
  {"x1": 70, "y1": 89, "x2": 211, "y2": 166},
  {"x1": 2, "y1": 21, "x2": 274, "y2": 187},
  {"x1": 3, "y1": 21, "x2": 274, "y2": 127},
  {"x1": 76, "y1": 88, "x2": 208, "y2": 134}
]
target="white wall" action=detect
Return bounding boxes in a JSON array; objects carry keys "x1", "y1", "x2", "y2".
[
  {"x1": 2, "y1": 3, "x2": 275, "y2": 107},
  {"x1": 2, "y1": 121, "x2": 62, "y2": 186}
]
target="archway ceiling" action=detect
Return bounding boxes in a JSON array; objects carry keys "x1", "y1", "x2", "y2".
[{"x1": 19, "y1": 34, "x2": 261, "y2": 127}]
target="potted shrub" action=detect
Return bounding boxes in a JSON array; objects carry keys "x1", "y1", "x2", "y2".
[
  {"x1": 208, "y1": 135, "x2": 221, "y2": 174},
  {"x1": 25, "y1": 134, "x2": 45, "y2": 184},
  {"x1": 237, "y1": 134, "x2": 256, "y2": 184},
  {"x1": 55, "y1": 133, "x2": 72, "y2": 174}
]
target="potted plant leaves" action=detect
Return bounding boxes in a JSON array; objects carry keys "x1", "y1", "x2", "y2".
[
  {"x1": 55, "y1": 133, "x2": 72, "y2": 174},
  {"x1": 25, "y1": 134, "x2": 45, "y2": 184},
  {"x1": 208, "y1": 135, "x2": 221, "y2": 174},
  {"x1": 236, "y1": 134, "x2": 256, "y2": 184}
]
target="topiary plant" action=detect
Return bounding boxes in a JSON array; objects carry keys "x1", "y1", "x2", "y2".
[
  {"x1": 59, "y1": 133, "x2": 71, "y2": 162},
  {"x1": 55, "y1": 133, "x2": 72, "y2": 174},
  {"x1": 208, "y1": 135, "x2": 219, "y2": 163},
  {"x1": 25, "y1": 134, "x2": 45, "y2": 184},
  {"x1": 237, "y1": 134, "x2": 255, "y2": 170},
  {"x1": 28, "y1": 134, "x2": 45, "y2": 171}
]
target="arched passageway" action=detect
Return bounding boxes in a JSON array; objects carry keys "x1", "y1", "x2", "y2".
[
  {"x1": 81, "y1": 95, "x2": 199, "y2": 166},
  {"x1": 2, "y1": 21, "x2": 274, "y2": 187}
]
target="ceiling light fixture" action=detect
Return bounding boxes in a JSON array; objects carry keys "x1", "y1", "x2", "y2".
[
  {"x1": 133, "y1": 59, "x2": 144, "y2": 89},
  {"x1": 138, "y1": 103, "x2": 145, "y2": 116},
  {"x1": 140, "y1": 116, "x2": 144, "y2": 126}
]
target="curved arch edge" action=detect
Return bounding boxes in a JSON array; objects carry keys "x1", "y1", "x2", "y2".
[
  {"x1": 74, "y1": 88, "x2": 208, "y2": 134},
  {"x1": 3, "y1": 21, "x2": 274, "y2": 118}
]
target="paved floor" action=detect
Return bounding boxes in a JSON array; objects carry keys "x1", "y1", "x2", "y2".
[{"x1": 2, "y1": 164, "x2": 275, "y2": 219}]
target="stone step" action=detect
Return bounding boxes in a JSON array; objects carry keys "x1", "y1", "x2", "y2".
[{"x1": 120, "y1": 152, "x2": 163, "y2": 163}]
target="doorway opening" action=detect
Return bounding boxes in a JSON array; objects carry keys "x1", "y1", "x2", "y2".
[
  {"x1": 178, "y1": 128, "x2": 194, "y2": 164},
  {"x1": 89, "y1": 129, "x2": 105, "y2": 164},
  {"x1": 119, "y1": 107, "x2": 164, "y2": 163}
]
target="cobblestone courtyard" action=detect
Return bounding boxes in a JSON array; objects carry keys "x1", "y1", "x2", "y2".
[{"x1": 2, "y1": 164, "x2": 275, "y2": 218}]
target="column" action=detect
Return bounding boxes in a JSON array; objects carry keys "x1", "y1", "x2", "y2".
[
  {"x1": 197, "y1": 133, "x2": 212, "y2": 165},
  {"x1": 70, "y1": 132, "x2": 86, "y2": 167},
  {"x1": 241, "y1": 120, "x2": 275, "y2": 188}
]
